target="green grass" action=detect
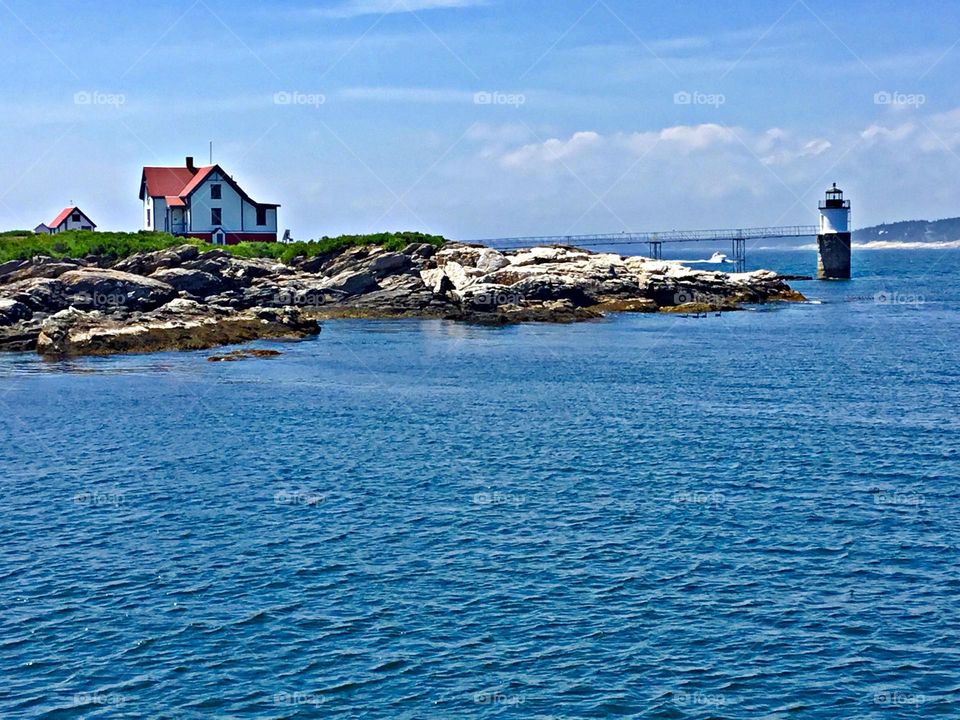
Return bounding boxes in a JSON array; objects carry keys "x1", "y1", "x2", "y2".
[
  {"x1": 0, "y1": 230, "x2": 447, "y2": 265},
  {"x1": 226, "y1": 231, "x2": 446, "y2": 264}
]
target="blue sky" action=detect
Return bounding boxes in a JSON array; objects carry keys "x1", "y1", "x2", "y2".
[{"x1": 2, "y1": 0, "x2": 959, "y2": 238}]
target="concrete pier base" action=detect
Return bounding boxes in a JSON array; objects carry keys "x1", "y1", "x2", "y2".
[{"x1": 817, "y1": 232, "x2": 851, "y2": 279}]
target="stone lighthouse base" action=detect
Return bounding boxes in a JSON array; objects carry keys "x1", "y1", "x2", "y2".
[{"x1": 817, "y1": 232, "x2": 852, "y2": 279}]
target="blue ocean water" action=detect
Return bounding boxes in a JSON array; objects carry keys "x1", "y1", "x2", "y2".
[{"x1": 1, "y1": 248, "x2": 959, "y2": 719}]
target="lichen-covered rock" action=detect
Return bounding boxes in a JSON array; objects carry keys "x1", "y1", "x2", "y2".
[
  {"x1": 2, "y1": 278, "x2": 70, "y2": 313},
  {"x1": 322, "y1": 269, "x2": 379, "y2": 296},
  {"x1": 36, "y1": 301, "x2": 319, "y2": 357},
  {"x1": 0, "y1": 298, "x2": 33, "y2": 326},
  {"x1": 150, "y1": 267, "x2": 224, "y2": 298},
  {"x1": 113, "y1": 244, "x2": 199, "y2": 276},
  {"x1": 56, "y1": 268, "x2": 177, "y2": 312},
  {"x1": 1, "y1": 237, "x2": 804, "y2": 356},
  {"x1": 1, "y1": 261, "x2": 83, "y2": 283}
]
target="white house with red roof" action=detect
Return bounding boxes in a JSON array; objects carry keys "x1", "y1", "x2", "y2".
[
  {"x1": 34, "y1": 206, "x2": 97, "y2": 234},
  {"x1": 139, "y1": 156, "x2": 280, "y2": 244}
]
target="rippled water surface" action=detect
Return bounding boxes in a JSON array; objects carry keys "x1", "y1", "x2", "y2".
[{"x1": 2, "y1": 249, "x2": 959, "y2": 718}]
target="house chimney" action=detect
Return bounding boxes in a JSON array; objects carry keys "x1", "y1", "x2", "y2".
[{"x1": 186, "y1": 156, "x2": 195, "y2": 172}]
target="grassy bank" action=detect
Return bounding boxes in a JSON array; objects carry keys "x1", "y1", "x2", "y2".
[{"x1": 0, "y1": 230, "x2": 447, "y2": 265}]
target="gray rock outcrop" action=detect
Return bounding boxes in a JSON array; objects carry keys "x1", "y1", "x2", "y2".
[{"x1": 0, "y1": 241, "x2": 803, "y2": 356}]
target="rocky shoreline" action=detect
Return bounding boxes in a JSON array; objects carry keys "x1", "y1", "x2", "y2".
[{"x1": 0, "y1": 241, "x2": 804, "y2": 357}]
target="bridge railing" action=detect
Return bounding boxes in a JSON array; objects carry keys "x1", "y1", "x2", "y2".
[
  {"x1": 469, "y1": 225, "x2": 820, "y2": 273},
  {"x1": 473, "y1": 225, "x2": 818, "y2": 248}
]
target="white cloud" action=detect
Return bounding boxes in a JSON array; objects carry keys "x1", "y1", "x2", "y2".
[
  {"x1": 451, "y1": 110, "x2": 960, "y2": 235},
  {"x1": 861, "y1": 122, "x2": 917, "y2": 144},
  {"x1": 502, "y1": 131, "x2": 601, "y2": 167},
  {"x1": 315, "y1": 0, "x2": 487, "y2": 19}
]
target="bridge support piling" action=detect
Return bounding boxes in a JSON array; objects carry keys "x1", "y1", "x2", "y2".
[{"x1": 731, "y1": 236, "x2": 746, "y2": 273}]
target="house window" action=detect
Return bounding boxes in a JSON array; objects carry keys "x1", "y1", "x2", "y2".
[
  {"x1": 147, "y1": 209, "x2": 151, "y2": 227},
  {"x1": 71, "y1": 213, "x2": 81, "y2": 222},
  {"x1": 211, "y1": 208, "x2": 222, "y2": 225},
  {"x1": 211, "y1": 184, "x2": 221, "y2": 200},
  {"x1": 256, "y1": 207, "x2": 267, "y2": 226}
]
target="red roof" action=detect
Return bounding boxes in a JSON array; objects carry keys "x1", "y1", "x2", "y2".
[
  {"x1": 179, "y1": 166, "x2": 216, "y2": 198},
  {"x1": 139, "y1": 161, "x2": 279, "y2": 209},
  {"x1": 48, "y1": 206, "x2": 95, "y2": 228},
  {"x1": 49, "y1": 207, "x2": 76, "y2": 227},
  {"x1": 141, "y1": 165, "x2": 214, "y2": 200}
]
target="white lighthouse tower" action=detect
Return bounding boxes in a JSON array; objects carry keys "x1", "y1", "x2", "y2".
[{"x1": 817, "y1": 183, "x2": 852, "y2": 279}]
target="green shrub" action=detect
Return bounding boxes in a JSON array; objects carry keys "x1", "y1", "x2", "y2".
[
  {"x1": 227, "y1": 231, "x2": 446, "y2": 264},
  {"x1": 0, "y1": 230, "x2": 447, "y2": 264}
]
